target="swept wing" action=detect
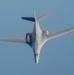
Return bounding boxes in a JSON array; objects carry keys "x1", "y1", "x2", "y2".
[
  {"x1": 0, "y1": 38, "x2": 26, "y2": 43},
  {"x1": 47, "y1": 27, "x2": 74, "y2": 40}
]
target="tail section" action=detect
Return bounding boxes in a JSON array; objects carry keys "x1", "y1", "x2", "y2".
[
  {"x1": 22, "y1": 17, "x2": 35, "y2": 22},
  {"x1": 21, "y1": 13, "x2": 49, "y2": 22},
  {"x1": 37, "y1": 14, "x2": 49, "y2": 21}
]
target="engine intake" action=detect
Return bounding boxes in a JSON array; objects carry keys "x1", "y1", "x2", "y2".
[
  {"x1": 26, "y1": 33, "x2": 31, "y2": 43},
  {"x1": 43, "y1": 31, "x2": 49, "y2": 35}
]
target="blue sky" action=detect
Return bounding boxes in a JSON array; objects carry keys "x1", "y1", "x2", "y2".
[{"x1": 0, "y1": 0, "x2": 74, "y2": 75}]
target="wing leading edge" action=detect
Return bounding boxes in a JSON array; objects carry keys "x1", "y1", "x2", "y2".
[
  {"x1": 0, "y1": 38, "x2": 26, "y2": 43},
  {"x1": 47, "y1": 27, "x2": 74, "y2": 40}
]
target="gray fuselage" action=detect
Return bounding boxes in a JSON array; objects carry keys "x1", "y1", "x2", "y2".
[{"x1": 26, "y1": 18, "x2": 48, "y2": 64}]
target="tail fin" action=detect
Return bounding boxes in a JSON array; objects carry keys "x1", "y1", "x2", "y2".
[{"x1": 21, "y1": 13, "x2": 49, "y2": 22}]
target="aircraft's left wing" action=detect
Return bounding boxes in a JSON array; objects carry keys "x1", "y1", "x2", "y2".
[
  {"x1": 0, "y1": 38, "x2": 26, "y2": 43},
  {"x1": 47, "y1": 27, "x2": 74, "y2": 40}
]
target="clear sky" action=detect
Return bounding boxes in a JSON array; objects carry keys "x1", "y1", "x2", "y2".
[{"x1": 0, "y1": 0, "x2": 74, "y2": 75}]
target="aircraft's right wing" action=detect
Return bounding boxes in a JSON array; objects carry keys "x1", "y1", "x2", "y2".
[
  {"x1": 47, "y1": 27, "x2": 74, "y2": 40},
  {"x1": 0, "y1": 38, "x2": 26, "y2": 43}
]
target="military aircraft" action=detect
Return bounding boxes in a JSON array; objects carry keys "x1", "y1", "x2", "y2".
[{"x1": 0, "y1": 12, "x2": 74, "y2": 64}]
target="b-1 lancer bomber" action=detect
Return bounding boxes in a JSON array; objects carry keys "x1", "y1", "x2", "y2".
[{"x1": 0, "y1": 12, "x2": 74, "y2": 64}]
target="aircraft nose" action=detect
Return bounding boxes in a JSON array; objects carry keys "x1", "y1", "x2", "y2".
[
  {"x1": 34, "y1": 54, "x2": 39, "y2": 64},
  {"x1": 36, "y1": 58, "x2": 39, "y2": 64}
]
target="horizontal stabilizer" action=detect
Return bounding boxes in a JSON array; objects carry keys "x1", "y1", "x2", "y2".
[
  {"x1": 37, "y1": 14, "x2": 49, "y2": 21},
  {"x1": 22, "y1": 17, "x2": 35, "y2": 22},
  {"x1": 22, "y1": 13, "x2": 49, "y2": 22}
]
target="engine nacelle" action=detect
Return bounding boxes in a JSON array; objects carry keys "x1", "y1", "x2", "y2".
[
  {"x1": 43, "y1": 31, "x2": 49, "y2": 35},
  {"x1": 26, "y1": 33, "x2": 31, "y2": 43}
]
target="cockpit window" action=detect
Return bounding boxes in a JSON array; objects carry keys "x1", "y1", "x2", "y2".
[{"x1": 35, "y1": 53, "x2": 38, "y2": 56}]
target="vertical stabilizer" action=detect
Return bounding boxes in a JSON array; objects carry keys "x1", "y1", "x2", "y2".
[
  {"x1": 21, "y1": 12, "x2": 49, "y2": 22},
  {"x1": 34, "y1": 10, "x2": 37, "y2": 19}
]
